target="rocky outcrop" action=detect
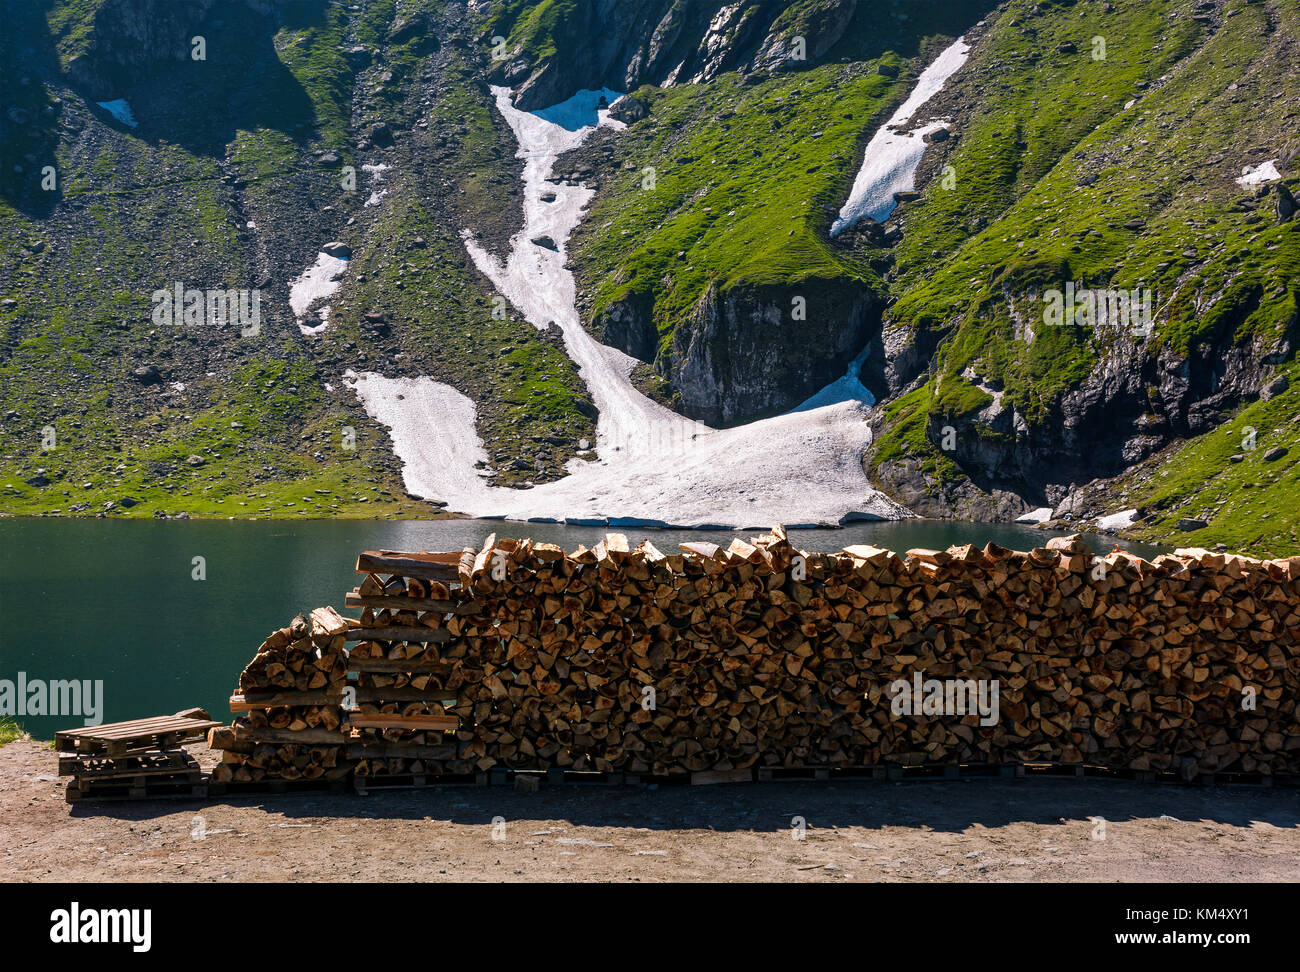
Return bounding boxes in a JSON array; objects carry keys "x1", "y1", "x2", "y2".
[
  {"x1": 667, "y1": 277, "x2": 876, "y2": 426},
  {"x1": 492, "y1": 0, "x2": 861, "y2": 110},
  {"x1": 874, "y1": 296, "x2": 1298, "y2": 516},
  {"x1": 595, "y1": 289, "x2": 659, "y2": 364},
  {"x1": 61, "y1": 0, "x2": 222, "y2": 97}
]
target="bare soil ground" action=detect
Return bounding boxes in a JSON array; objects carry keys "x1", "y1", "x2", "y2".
[{"x1": 4, "y1": 740, "x2": 1298, "y2": 883}]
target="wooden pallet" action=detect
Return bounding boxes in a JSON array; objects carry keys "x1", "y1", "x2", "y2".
[
  {"x1": 59, "y1": 750, "x2": 198, "y2": 779},
  {"x1": 353, "y1": 771, "x2": 487, "y2": 794},
  {"x1": 56, "y1": 715, "x2": 220, "y2": 755},
  {"x1": 207, "y1": 778, "x2": 349, "y2": 797},
  {"x1": 66, "y1": 773, "x2": 206, "y2": 804},
  {"x1": 758, "y1": 766, "x2": 831, "y2": 782}
]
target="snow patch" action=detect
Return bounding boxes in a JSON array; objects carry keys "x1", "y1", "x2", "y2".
[
  {"x1": 791, "y1": 344, "x2": 875, "y2": 412},
  {"x1": 363, "y1": 162, "x2": 391, "y2": 207},
  {"x1": 831, "y1": 37, "x2": 971, "y2": 235},
  {"x1": 1095, "y1": 508, "x2": 1138, "y2": 532},
  {"x1": 290, "y1": 252, "x2": 348, "y2": 333},
  {"x1": 1014, "y1": 507, "x2": 1054, "y2": 524},
  {"x1": 96, "y1": 99, "x2": 138, "y2": 128},
  {"x1": 1236, "y1": 159, "x2": 1281, "y2": 187}
]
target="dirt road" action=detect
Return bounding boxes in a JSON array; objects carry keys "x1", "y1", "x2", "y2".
[{"x1": 4, "y1": 740, "x2": 1297, "y2": 882}]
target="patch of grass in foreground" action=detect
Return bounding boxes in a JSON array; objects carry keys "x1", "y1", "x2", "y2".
[{"x1": 0, "y1": 718, "x2": 28, "y2": 746}]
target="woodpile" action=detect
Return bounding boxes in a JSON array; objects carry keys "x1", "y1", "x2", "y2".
[
  {"x1": 210, "y1": 529, "x2": 1300, "y2": 783},
  {"x1": 209, "y1": 607, "x2": 351, "y2": 784}
]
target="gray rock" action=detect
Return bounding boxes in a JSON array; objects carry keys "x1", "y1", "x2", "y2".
[
  {"x1": 1263, "y1": 446, "x2": 1287, "y2": 461},
  {"x1": 1177, "y1": 518, "x2": 1209, "y2": 531},
  {"x1": 322, "y1": 241, "x2": 351, "y2": 259},
  {"x1": 608, "y1": 94, "x2": 648, "y2": 123},
  {"x1": 1261, "y1": 374, "x2": 1288, "y2": 400},
  {"x1": 132, "y1": 364, "x2": 161, "y2": 384}
]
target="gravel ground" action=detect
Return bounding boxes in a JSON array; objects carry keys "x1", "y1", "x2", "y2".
[{"x1": 5, "y1": 740, "x2": 1298, "y2": 883}]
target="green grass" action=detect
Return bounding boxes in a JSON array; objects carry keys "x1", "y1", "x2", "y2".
[
  {"x1": 0, "y1": 718, "x2": 27, "y2": 746},
  {"x1": 1119, "y1": 363, "x2": 1300, "y2": 558},
  {"x1": 573, "y1": 61, "x2": 900, "y2": 357}
]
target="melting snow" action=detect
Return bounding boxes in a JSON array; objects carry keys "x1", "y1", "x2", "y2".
[
  {"x1": 363, "y1": 162, "x2": 391, "y2": 207},
  {"x1": 791, "y1": 344, "x2": 875, "y2": 412},
  {"x1": 290, "y1": 253, "x2": 348, "y2": 334},
  {"x1": 1095, "y1": 508, "x2": 1138, "y2": 532},
  {"x1": 1236, "y1": 159, "x2": 1281, "y2": 187},
  {"x1": 831, "y1": 37, "x2": 971, "y2": 235},
  {"x1": 96, "y1": 99, "x2": 138, "y2": 128},
  {"x1": 346, "y1": 86, "x2": 911, "y2": 527},
  {"x1": 1014, "y1": 507, "x2": 1055, "y2": 524}
]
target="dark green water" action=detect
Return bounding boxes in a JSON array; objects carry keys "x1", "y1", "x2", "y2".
[{"x1": 0, "y1": 518, "x2": 1164, "y2": 739}]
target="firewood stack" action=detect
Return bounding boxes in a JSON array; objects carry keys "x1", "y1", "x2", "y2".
[
  {"x1": 211, "y1": 528, "x2": 1300, "y2": 783},
  {"x1": 209, "y1": 607, "x2": 352, "y2": 783},
  {"x1": 344, "y1": 551, "x2": 465, "y2": 779}
]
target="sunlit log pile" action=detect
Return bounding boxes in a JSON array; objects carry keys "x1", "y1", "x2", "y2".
[{"x1": 209, "y1": 529, "x2": 1300, "y2": 782}]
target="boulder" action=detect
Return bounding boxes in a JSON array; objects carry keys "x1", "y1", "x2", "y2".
[{"x1": 322, "y1": 241, "x2": 352, "y2": 259}]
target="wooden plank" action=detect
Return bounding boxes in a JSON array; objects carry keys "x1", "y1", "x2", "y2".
[
  {"x1": 71, "y1": 716, "x2": 218, "y2": 738},
  {"x1": 346, "y1": 742, "x2": 458, "y2": 759},
  {"x1": 225, "y1": 726, "x2": 350, "y2": 745},
  {"x1": 344, "y1": 626, "x2": 451, "y2": 644},
  {"x1": 353, "y1": 688, "x2": 456, "y2": 703},
  {"x1": 348, "y1": 658, "x2": 452, "y2": 674},
  {"x1": 346, "y1": 714, "x2": 459, "y2": 731},
  {"x1": 58, "y1": 751, "x2": 195, "y2": 778},
  {"x1": 55, "y1": 716, "x2": 188, "y2": 740},
  {"x1": 230, "y1": 691, "x2": 345, "y2": 711},
  {"x1": 345, "y1": 592, "x2": 456, "y2": 612},
  {"x1": 356, "y1": 551, "x2": 461, "y2": 582}
]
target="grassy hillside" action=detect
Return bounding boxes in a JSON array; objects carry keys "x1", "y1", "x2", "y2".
[
  {"x1": 572, "y1": 60, "x2": 899, "y2": 360},
  {"x1": 863, "y1": 0, "x2": 1300, "y2": 554},
  {"x1": 0, "y1": 0, "x2": 593, "y2": 518}
]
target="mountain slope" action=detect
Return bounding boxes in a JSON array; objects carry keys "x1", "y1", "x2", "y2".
[{"x1": 1, "y1": 0, "x2": 1297, "y2": 555}]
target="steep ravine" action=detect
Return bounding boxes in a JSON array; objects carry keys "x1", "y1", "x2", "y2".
[{"x1": 347, "y1": 86, "x2": 910, "y2": 527}]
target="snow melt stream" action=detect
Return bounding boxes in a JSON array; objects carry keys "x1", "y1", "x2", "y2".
[
  {"x1": 831, "y1": 37, "x2": 970, "y2": 235},
  {"x1": 346, "y1": 87, "x2": 911, "y2": 527}
]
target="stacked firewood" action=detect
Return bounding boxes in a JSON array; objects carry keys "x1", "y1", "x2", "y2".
[
  {"x1": 209, "y1": 608, "x2": 352, "y2": 783},
  {"x1": 212, "y1": 529, "x2": 1300, "y2": 783},
  {"x1": 345, "y1": 552, "x2": 466, "y2": 778}
]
